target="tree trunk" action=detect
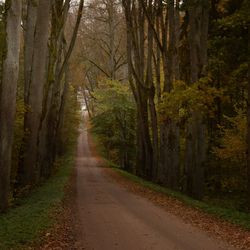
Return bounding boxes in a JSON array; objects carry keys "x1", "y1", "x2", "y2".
[
  {"x1": 247, "y1": 23, "x2": 250, "y2": 208},
  {"x1": 0, "y1": 0, "x2": 22, "y2": 211},
  {"x1": 123, "y1": 0, "x2": 154, "y2": 180},
  {"x1": 21, "y1": 0, "x2": 51, "y2": 186},
  {"x1": 184, "y1": 0, "x2": 209, "y2": 199},
  {"x1": 38, "y1": 1, "x2": 70, "y2": 178},
  {"x1": 160, "y1": 0, "x2": 180, "y2": 189},
  {"x1": 146, "y1": 1, "x2": 158, "y2": 180},
  {"x1": 23, "y1": 0, "x2": 37, "y2": 104},
  {"x1": 42, "y1": 0, "x2": 84, "y2": 177},
  {"x1": 56, "y1": 64, "x2": 70, "y2": 156},
  {"x1": 107, "y1": 0, "x2": 116, "y2": 79}
]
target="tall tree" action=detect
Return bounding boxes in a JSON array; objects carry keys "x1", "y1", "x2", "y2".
[
  {"x1": 184, "y1": 0, "x2": 209, "y2": 199},
  {"x1": 140, "y1": 0, "x2": 180, "y2": 187},
  {"x1": 0, "y1": 0, "x2": 22, "y2": 211},
  {"x1": 159, "y1": 0, "x2": 180, "y2": 189},
  {"x1": 83, "y1": 0, "x2": 126, "y2": 81},
  {"x1": 38, "y1": 0, "x2": 71, "y2": 178},
  {"x1": 42, "y1": 0, "x2": 84, "y2": 177},
  {"x1": 123, "y1": 0, "x2": 154, "y2": 179},
  {"x1": 247, "y1": 9, "x2": 250, "y2": 208},
  {"x1": 23, "y1": 0, "x2": 37, "y2": 104},
  {"x1": 21, "y1": 0, "x2": 52, "y2": 186}
]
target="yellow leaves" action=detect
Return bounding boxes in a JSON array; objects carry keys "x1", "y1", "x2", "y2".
[
  {"x1": 159, "y1": 78, "x2": 225, "y2": 124},
  {"x1": 93, "y1": 78, "x2": 134, "y2": 115},
  {"x1": 215, "y1": 136, "x2": 245, "y2": 161},
  {"x1": 213, "y1": 109, "x2": 246, "y2": 163}
]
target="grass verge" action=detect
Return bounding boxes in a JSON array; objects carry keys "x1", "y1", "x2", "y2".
[
  {"x1": 0, "y1": 154, "x2": 74, "y2": 249},
  {"x1": 111, "y1": 166, "x2": 250, "y2": 230}
]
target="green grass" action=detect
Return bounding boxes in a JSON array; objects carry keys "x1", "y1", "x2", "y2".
[
  {"x1": 0, "y1": 154, "x2": 74, "y2": 249},
  {"x1": 111, "y1": 166, "x2": 250, "y2": 230}
]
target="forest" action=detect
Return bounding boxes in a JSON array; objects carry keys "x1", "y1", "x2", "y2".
[
  {"x1": 0, "y1": 0, "x2": 249, "y2": 243},
  {"x1": 0, "y1": 0, "x2": 83, "y2": 212},
  {"x1": 83, "y1": 0, "x2": 250, "y2": 211}
]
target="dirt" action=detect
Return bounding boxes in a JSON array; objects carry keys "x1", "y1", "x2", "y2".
[
  {"x1": 71, "y1": 122, "x2": 237, "y2": 250},
  {"x1": 105, "y1": 169, "x2": 250, "y2": 250},
  {"x1": 39, "y1": 114, "x2": 250, "y2": 250},
  {"x1": 37, "y1": 172, "x2": 78, "y2": 250}
]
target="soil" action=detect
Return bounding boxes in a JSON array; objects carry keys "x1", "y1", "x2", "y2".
[
  {"x1": 40, "y1": 116, "x2": 250, "y2": 250},
  {"x1": 70, "y1": 125, "x2": 237, "y2": 250}
]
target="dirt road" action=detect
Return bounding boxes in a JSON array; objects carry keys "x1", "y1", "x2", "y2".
[{"x1": 74, "y1": 124, "x2": 235, "y2": 250}]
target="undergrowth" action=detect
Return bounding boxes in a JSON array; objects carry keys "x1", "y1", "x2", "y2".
[{"x1": 0, "y1": 154, "x2": 74, "y2": 249}]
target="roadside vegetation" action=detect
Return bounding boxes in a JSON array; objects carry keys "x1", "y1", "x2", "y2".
[
  {"x1": 0, "y1": 154, "x2": 74, "y2": 249},
  {"x1": 81, "y1": 0, "x2": 250, "y2": 219},
  {"x1": 0, "y1": 2, "x2": 82, "y2": 245},
  {"x1": 0, "y1": 83, "x2": 80, "y2": 248},
  {"x1": 0, "y1": 0, "x2": 83, "y2": 213}
]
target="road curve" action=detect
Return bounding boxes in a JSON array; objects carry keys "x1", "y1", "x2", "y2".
[{"x1": 74, "y1": 120, "x2": 235, "y2": 250}]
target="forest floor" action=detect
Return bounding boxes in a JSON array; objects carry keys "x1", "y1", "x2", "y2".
[{"x1": 39, "y1": 124, "x2": 250, "y2": 250}]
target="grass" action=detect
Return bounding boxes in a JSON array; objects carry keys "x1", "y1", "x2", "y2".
[
  {"x1": 110, "y1": 166, "x2": 250, "y2": 230},
  {"x1": 0, "y1": 154, "x2": 74, "y2": 249}
]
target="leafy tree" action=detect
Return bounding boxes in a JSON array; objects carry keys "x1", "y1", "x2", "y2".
[
  {"x1": 91, "y1": 80, "x2": 136, "y2": 171},
  {"x1": 213, "y1": 109, "x2": 247, "y2": 193}
]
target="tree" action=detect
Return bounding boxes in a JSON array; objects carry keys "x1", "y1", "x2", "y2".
[
  {"x1": 20, "y1": 0, "x2": 52, "y2": 186},
  {"x1": 246, "y1": 1, "x2": 250, "y2": 208},
  {"x1": 0, "y1": 0, "x2": 83, "y2": 212},
  {"x1": 91, "y1": 80, "x2": 136, "y2": 170},
  {"x1": 123, "y1": 0, "x2": 155, "y2": 179},
  {"x1": 0, "y1": 0, "x2": 22, "y2": 211},
  {"x1": 134, "y1": 0, "x2": 181, "y2": 186},
  {"x1": 183, "y1": 0, "x2": 209, "y2": 199},
  {"x1": 42, "y1": 0, "x2": 84, "y2": 177},
  {"x1": 82, "y1": 0, "x2": 127, "y2": 81}
]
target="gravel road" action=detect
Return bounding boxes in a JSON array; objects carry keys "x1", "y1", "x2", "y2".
[{"x1": 74, "y1": 123, "x2": 235, "y2": 250}]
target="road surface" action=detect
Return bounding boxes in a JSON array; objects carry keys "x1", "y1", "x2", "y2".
[{"x1": 74, "y1": 122, "x2": 235, "y2": 250}]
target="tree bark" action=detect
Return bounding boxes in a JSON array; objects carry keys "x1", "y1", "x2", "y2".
[
  {"x1": 123, "y1": 0, "x2": 154, "y2": 179},
  {"x1": 23, "y1": 0, "x2": 37, "y2": 104},
  {"x1": 21, "y1": 0, "x2": 51, "y2": 186},
  {"x1": 0, "y1": 0, "x2": 22, "y2": 211},
  {"x1": 247, "y1": 23, "x2": 250, "y2": 208},
  {"x1": 107, "y1": 0, "x2": 116, "y2": 79},
  {"x1": 184, "y1": 0, "x2": 209, "y2": 199},
  {"x1": 47, "y1": 0, "x2": 84, "y2": 167},
  {"x1": 38, "y1": 0, "x2": 70, "y2": 178},
  {"x1": 56, "y1": 63, "x2": 70, "y2": 156}
]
